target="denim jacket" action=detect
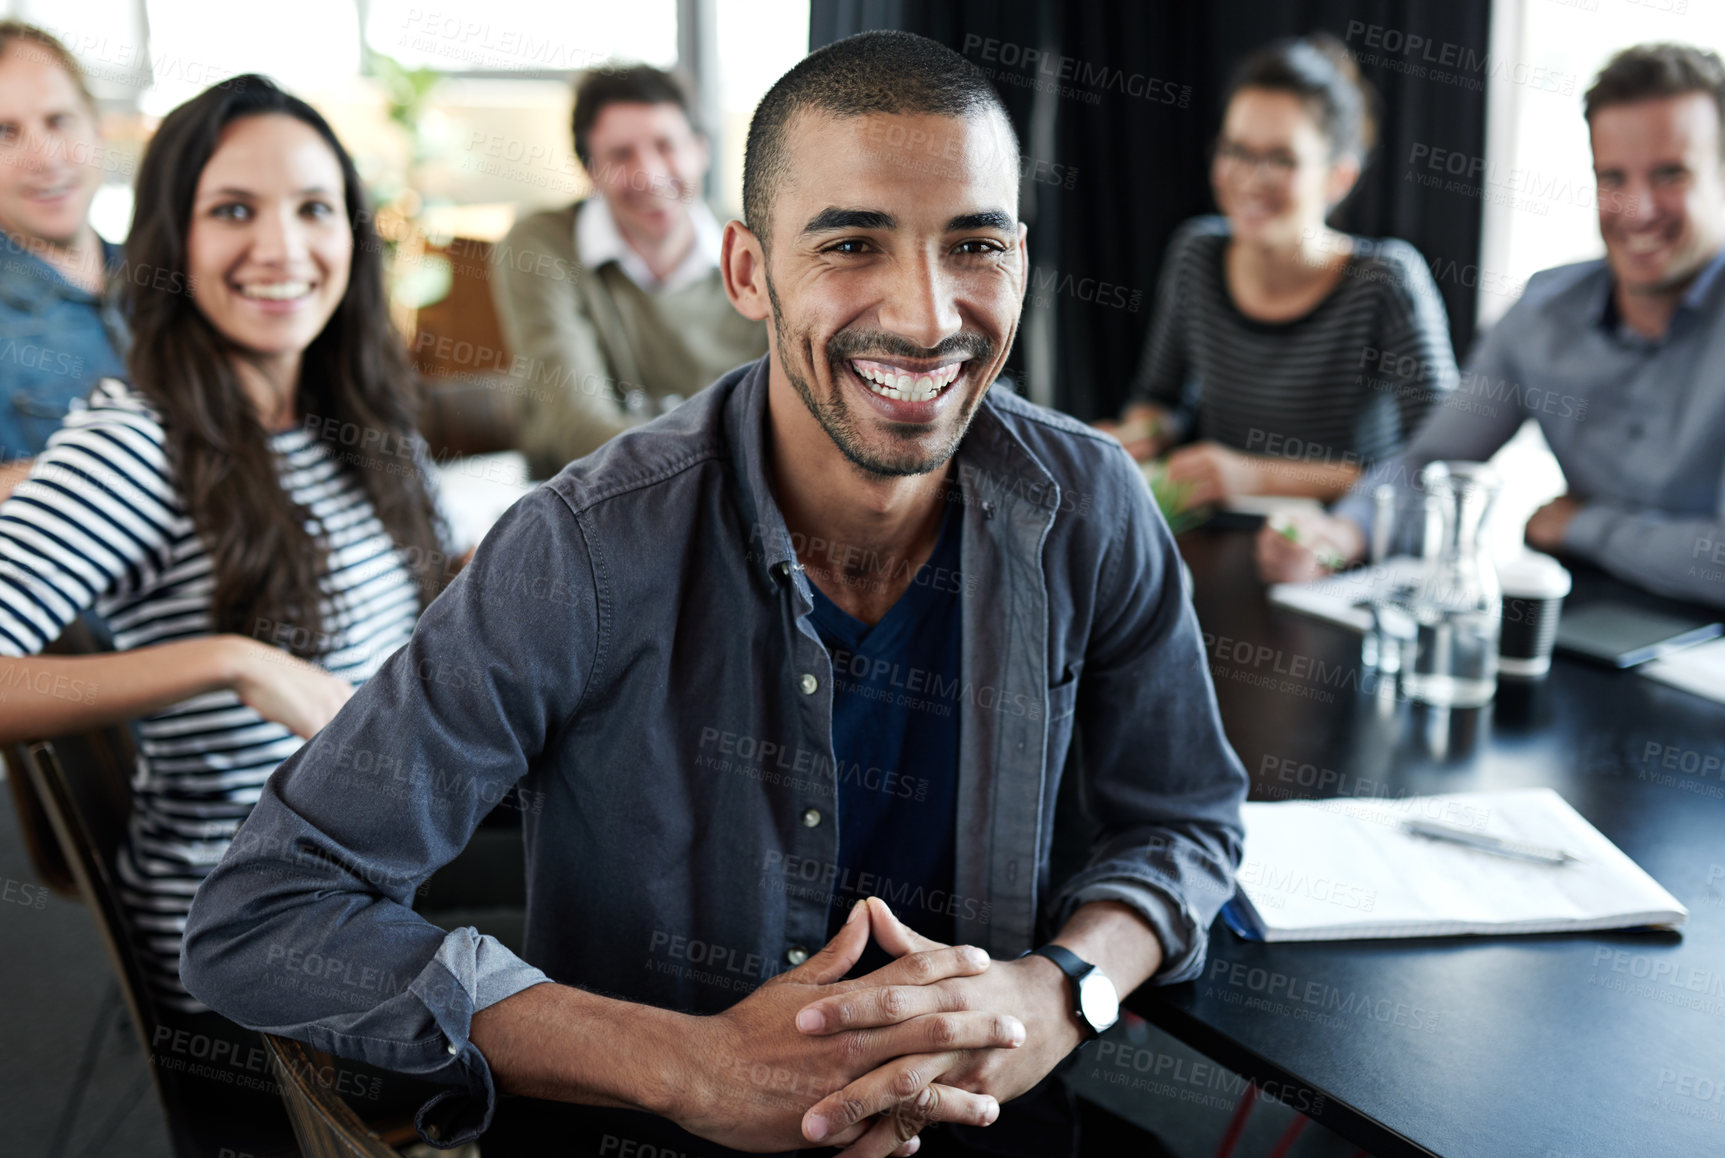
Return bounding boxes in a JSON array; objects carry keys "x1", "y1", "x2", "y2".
[
  {"x1": 181, "y1": 357, "x2": 1247, "y2": 1147},
  {"x1": 0, "y1": 230, "x2": 128, "y2": 460}
]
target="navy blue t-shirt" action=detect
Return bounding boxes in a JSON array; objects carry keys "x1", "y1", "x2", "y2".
[{"x1": 809, "y1": 499, "x2": 964, "y2": 959}]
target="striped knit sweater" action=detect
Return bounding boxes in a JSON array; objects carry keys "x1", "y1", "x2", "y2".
[
  {"x1": 0, "y1": 379, "x2": 444, "y2": 1012},
  {"x1": 1130, "y1": 215, "x2": 1459, "y2": 468}
]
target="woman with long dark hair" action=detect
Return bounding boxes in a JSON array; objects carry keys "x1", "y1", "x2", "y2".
[{"x1": 0, "y1": 74, "x2": 457, "y2": 1014}]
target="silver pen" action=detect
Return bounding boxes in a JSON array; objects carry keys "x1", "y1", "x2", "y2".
[{"x1": 1401, "y1": 819, "x2": 1584, "y2": 865}]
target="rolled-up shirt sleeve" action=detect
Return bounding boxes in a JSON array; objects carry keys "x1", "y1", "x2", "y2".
[
  {"x1": 1047, "y1": 446, "x2": 1247, "y2": 984},
  {"x1": 181, "y1": 484, "x2": 599, "y2": 1146}
]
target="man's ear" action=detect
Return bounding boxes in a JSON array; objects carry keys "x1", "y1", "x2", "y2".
[{"x1": 722, "y1": 219, "x2": 772, "y2": 322}]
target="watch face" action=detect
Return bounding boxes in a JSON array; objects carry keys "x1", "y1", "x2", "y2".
[{"x1": 1078, "y1": 971, "x2": 1120, "y2": 1031}]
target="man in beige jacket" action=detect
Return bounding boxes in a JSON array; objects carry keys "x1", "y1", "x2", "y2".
[{"x1": 491, "y1": 64, "x2": 767, "y2": 478}]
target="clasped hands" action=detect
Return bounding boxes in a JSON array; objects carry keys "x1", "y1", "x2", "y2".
[{"x1": 675, "y1": 897, "x2": 1083, "y2": 1156}]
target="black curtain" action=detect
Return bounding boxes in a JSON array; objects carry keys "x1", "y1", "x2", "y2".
[{"x1": 810, "y1": 0, "x2": 1493, "y2": 421}]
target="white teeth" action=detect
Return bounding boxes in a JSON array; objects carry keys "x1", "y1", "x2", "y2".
[
  {"x1": 239, "y1": 281, "x2": 313, "y2": 300},
  {"x1": 850, "y1": 359, "x2": 962, "y2": 403}
]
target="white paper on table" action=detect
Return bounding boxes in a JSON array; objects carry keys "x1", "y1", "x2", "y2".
[
  {"x1": 1640, "y1": 637, "x2": 1725, "y2": 705},
  {"x1": 1232, "y1": 788, "x2": 1688, "y2": 942},
  {"x1": 1266, "y1": 557, "x2": 1429, "y2": 634},
  {"x1": 1221, "y1": 495, "x2": 1326, "y2": 518}
]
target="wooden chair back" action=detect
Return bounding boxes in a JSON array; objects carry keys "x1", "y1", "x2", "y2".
[{"x1": 264, "y1": 1034, "x2": 400, "y2": 1157}]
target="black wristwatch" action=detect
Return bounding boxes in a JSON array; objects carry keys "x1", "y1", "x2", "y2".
[{"x1": 1021, "y1": 944, "x2": 1119, "y2": 1037}]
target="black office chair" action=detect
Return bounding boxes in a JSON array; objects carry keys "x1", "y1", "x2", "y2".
[
  {"x1": 4, "y1": 619, "x2": 110, "y2": 901},
  {"x1": 3, "y1": 741, "x2": 78, "y2": 897},
  {"x1": 23, "y1": 701, "x2": 302, "y2": 1157}
]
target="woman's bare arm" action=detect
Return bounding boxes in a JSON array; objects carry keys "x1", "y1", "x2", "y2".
[{"x1": 0, "y1": 635, "x2": 352, "y2": 746}]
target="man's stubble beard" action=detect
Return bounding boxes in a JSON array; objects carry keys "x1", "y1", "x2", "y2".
[{"x1": 763, "y1": 269, "x2": 996, "y2": 479}]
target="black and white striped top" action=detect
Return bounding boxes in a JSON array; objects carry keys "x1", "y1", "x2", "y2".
[
  {"x1": 0, "y1": 380, "x2": 444, "y2": 1012},
  {"x1": 1130, "y1": 216, "x2": 1459, "y2": 467}
]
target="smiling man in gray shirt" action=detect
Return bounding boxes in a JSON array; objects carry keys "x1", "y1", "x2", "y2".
[
  {"x1": 1260, "y1": 43, "x2": 1725, "y2": 608},
  {"x1": 182, "y1": 30, "x2": 1246, "y2": 1158}
]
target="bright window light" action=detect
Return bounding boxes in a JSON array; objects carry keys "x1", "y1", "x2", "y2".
[
  {"x1": 5, "y1": 0, "x2": 149, "y2": 101},
  {"x1": 711, "y1": 0, "x2": 808, "y2": 216},
  {"x1": 368, "y1": 0, "x2": 678, "y2": 73},
  {"x1": 88, "y1": 183, "x2": 135, "y2": 244},
  {"x1": 715, "y1": 0, "x2": 806, "y2": 111},
  {"x1": 136, "y1": 0, "x2": 362, "y2": 115}
]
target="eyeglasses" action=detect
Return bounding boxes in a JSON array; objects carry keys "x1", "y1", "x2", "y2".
[{"x1": 1213, "y1": 141, "x2": 1302, "y2": 178}]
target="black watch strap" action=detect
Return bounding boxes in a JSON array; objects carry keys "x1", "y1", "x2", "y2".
[
  {"x1": 1023, "y1": 943, "x2": 1090, "y2": 983},
  {"x1": 1020, "y1": 944, "x2": 1106, "y2": 1037}
]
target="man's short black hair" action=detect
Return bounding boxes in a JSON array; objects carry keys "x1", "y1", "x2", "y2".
[
  {"x1": 572, "y1": 63, "x2": 699, "y2": 168},
  {"x1": 743, "y1": 30, "x2": 1017, "y2": 247}
]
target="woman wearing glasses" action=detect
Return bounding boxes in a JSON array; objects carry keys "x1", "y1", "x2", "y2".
[{"x1": 1098, "y1": 35, "x2": 1458, "y2": 511}]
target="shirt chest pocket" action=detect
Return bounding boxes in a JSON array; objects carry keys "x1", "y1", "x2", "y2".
[
  {"x1": 1046, "y1": 670, "x2": 1080, "y2": 722},
  {"x1": 1043, "y1": 666, "x2": 1082, "y2": 776}
]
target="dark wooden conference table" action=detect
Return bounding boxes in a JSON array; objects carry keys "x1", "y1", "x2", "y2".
[{"x1": 1128, "y1": 528, "x2": 1725, "y2": 1158}]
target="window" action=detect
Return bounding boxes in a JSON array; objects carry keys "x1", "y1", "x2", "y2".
[
  {"x1": 366, "y1": 0, "x2": 678, "y2": 75},
  {"x1": 711, "y1": 0, "x2": 808, "y2": 216},
  {"x1": 5, "y1": 0, "x2": 148, "y2": 102},
  {"x1": 140, "y1": 0, "x2": 362, "y2": 115}
]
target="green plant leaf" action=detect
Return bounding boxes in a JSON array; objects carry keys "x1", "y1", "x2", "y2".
[{"x1": 1140, "y1": 459, "x2": 1207, "y2": 535}]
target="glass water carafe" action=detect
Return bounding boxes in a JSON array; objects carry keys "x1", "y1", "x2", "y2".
[{"x1": 1400, "y1": 462, "x2": 1503, "y2": 708}]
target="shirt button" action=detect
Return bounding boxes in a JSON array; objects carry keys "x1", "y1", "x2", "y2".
[
  {"x1": 446, "y1": 1042, "x2": 458, "y2": 1056},
  {"x1": 786, "y1": 946, "x2": 809, "y2": 966},
  {"x1": 799, "y1": 673, "x2": 819, "y2": 695},
  {"x1": 776, "y1": 560, "x2": 793, "y2": 577},
  {"x1": 801, "y1": 808, "x2": 822, "y2": 827}
]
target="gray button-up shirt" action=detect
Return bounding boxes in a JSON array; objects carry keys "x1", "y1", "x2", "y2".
[
  {"x1": 1338, "y1": 250, "x2": 1725, "y2": 607},
  {"x1": 181, "y1": 358, "x2": 1247, "y2": 1147}
]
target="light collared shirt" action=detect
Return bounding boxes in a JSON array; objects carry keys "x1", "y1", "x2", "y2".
[
  {"x1": 1337, "y1": 248, "x2": 1725, "y2": 607},
  {"x1": 575, "y1": 194, "x2": 722, "y2": 293}
]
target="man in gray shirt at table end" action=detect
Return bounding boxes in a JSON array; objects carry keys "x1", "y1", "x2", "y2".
[
  {"x1": 181, "y1": 30, "x2": 1246, "y2": 1158},
  {"x1": 1260, "y1": 43, "x2": 1725, "y2": 609}
]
